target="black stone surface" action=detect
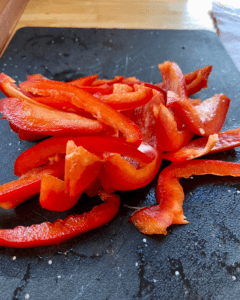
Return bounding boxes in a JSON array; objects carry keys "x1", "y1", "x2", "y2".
[{"x1": 0, "y1": 27, "x2": 240, "y2": 300}]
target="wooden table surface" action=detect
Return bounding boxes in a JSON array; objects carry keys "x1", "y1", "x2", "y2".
[{"x1": 1, "y1": 0, "x2": 215, "y2": 57}]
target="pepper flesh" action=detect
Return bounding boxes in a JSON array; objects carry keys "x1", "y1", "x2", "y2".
[
  {"x1": 0, "y1": 159, "x2": 65, "y2": 209},
  {"x1": 167, "y1": 91, "x2": 230, "y2": 136},
  {"x1": 0, "y1": 191, "x2": 120, "y2": 248},
  {"x1": 163, "y1": 128, "x2": 240, "y2": 163},
  {"x1": 39, "y1": 174, "x2": 82, "y2": 211},
  {"x1": 19, "y1": 79, "x2": 143, "y2": 145},
  {"x1": 129, "y1": 160, "x2": 240, "y2": 235},
  {"x1": 14, "y1": 136, "x2": 157, "y2": 176}
]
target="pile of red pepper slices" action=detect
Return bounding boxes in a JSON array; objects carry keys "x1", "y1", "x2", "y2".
[{"x1": 0, "y1": 60, "x2": 240, "y2": 248}]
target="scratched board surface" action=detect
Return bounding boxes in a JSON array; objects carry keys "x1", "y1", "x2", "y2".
[{"x1": 0, "y1": 27, "x2": 240, "y2": 300}]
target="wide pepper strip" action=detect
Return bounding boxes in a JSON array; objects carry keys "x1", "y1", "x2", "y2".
[
  {"x1": 0, "y1": 191, "x2": 120, "y2": 248},
  {"x1": 184, "y1": 65, "x2": 212, "y2": 97},
  {"x1": 0, "y1": 97, "x2": 106, "y2": 137},
  {"x1": 129, "y1": 159, "x2": 240, "y2": 235},
  {"x1": 167, "y1": 91, "x2": 230, "y2": 136},
  {"x1": 99, "y1": 150, "x2": 162, "y2": 191},
  {"x1": 0, "y1": 158, "x2": 65, "y2": 209},
  {"x1": 163, "y1": 128, "x2": 240, "y2": 163},
  {"x1": 19, "y1": 79, "x2": 143, "y2": 145},
  {"x1": 64, "y1": 140, "x2": 104, "y2": 196},
  {"x1": 155, "y1": 103, "x2": 194, "y2": 152},
  {"x1": 14, "y1": 136, "x2": 157, "y2": 176},
  {"x1": 158, "y1": 61, "x2": 188, "y2": 99}
]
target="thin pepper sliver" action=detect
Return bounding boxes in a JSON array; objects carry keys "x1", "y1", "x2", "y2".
[
  {"x1": 129, "y1": 160, "x2": 240, "y2": 235},
  {"x1": 0, "y1": 191, "x2": 120, "y2": 248}
]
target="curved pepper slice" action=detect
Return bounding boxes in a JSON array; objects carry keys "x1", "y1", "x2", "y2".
[
  {"x1": 184, "y1": 65, "x2": 212, "y2": 97},
  {"x1": 0, "y1": 159, "x2": 65, "y2": 209},
  {"x1": 14, "y1": 136, "x2": 157, "y2": 176},
  {"x1": 91, "y1": 76, "x2": 124, "y2": 86},
  {"x1": 129, "y1": 160, "x2": 240, "y2": 235},
  {"x1": 155, "y1": 103, "x2": 194, "y2": 152},
  {"x1": 98, "y1": 85, "x2": 153, "y2": 111},
  {"x1": 0, "y1": 73, "x2": 33, "y2": 100},
  {"x1": 65, "y1": 140, "x2": 104, "y2": 196},
  {"x1": 68, "y1": 74, "x2": 99, "y2": 86},
  {"x1": 0, "y1": 97, "x2": 106, "y2": 137},
  {"x1": 167, "y1": 91, "x2": 230, "y2": 136},
  {"x1": 158, "y1": 61, "x2": 188, "y2": 99},
  {"x1": 0, "y1": 191, "x2": 120, "y2": 248},
  {"x1": 19, "y1": 79, "x2": 142, "y2": 145},
  {"x1": 99, "y1": 150, "x2": 162, "y2": 191},
  {"x1": 39, "y1": 174, "x2": 82, "y2": 211},
  {"x1": 163, "y1": 128, "x2": 240, "y2": 163}
]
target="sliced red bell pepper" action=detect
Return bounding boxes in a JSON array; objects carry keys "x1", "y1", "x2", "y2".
[
  {"x1": 91, "y1": 76, "x2": 124, "y2": 86},
  {"x1": 64, "y1": 140, "x2": 104, "y2": 196},
  {"x1": 112, "y1": 83, "x2": 133, "y2": 93},
  {"x1": 19, "y1": 79, "x2": 142, "y2": 145},
  {"x1": 167, "y1": 91, "x2": 230, "y2": 136},
  {"x1": 0, "y1": 191, "x2": 120, "y2": 248},
  {"x1": 9, "y1": 121, "x2": 48, "y2": 141},
  {"x1": 99, "y1": 150, "x2": 162, "y2": 191},
  {"x1": 129, "y1": 159, "x2": 240, "y2": 235},
  {"x1": 0, "y1": 73, "x2": 33, "y2": 100},
  {"x1": 184, "y1": 65, "x2": 212, "y2": 97},
  {"x1": 14, "y1": 136, "x2": 157, "y2": 176},
  {"x1": 68, "y1": 74, "x2": 99, "y2": 86},
  {"x1": 158, "y1": 61, "x2": 188, "y2": 99},
  {"x1": 155, "y1": 103, "x2": 194, "y2": 152},
  {"x1": 39, "y1": 174, "x2": 82, "y2": 211},
  {"x1": 97, "y1": 85, "x2": 153, "y2": 110},
  {"x1": 0, "y1": 97, "x2": 106, "y2": 137},
  {"x1": 163, "y1": 128, "x2": 240, "y2": 163},
  {"x1": 0, "y1": 158, "x2": 65, "y2": 209}
]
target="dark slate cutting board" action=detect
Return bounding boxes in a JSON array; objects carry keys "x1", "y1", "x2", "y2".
[{"x1": 0, "y1": 27, "x2": 240, "y2": 300}]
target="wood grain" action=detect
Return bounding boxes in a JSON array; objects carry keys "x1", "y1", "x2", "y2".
[{"x1": 1, "y1": 0, "x2": 215, "y2": 57}]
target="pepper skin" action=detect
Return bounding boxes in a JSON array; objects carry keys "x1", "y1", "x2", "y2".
[
  {"x1": 0, "y1": 191, "x2": 120, "y2": 248},
  {"x1": 130, "y1": 160, "x2": 240, "y2": 235}
]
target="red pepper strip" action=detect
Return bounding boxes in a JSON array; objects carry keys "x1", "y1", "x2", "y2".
[
  {"x1": 0, "y1": 159, "x2": 65, "y2": 209},
  {"x1": 0, "y1": 97, "x2": 106, "y2": 137},
  {"x1": 98, "y1": 85, "x2": 153, "y2": 110},
  {"x1": 9, "y1": 121, "x2": 48, "y2": 141},
  {"x1": 0, "y1": 191, "x2": 120, "y2": 248},
  {"x1": 113, "y1": 83, "x2": 133, "y2": 93},
  {"x1": 167, "y1": 91, "x2": 230, "y2": 136},
  {"x1": 163, "y1": 134, "x2": 218, "y2": 163},
  {"x1": 14, "y1": 136, "x2": 157, "y2": 176},
  {"x1": 39, "y1": 174, "x2": 82, "y2": 211},
  {"x1": 68, "y1": 74, "x2": 99, "y2": 86},
  {"x1": 122, "y1": 80, "x2": 167, "y2": 101},
  {"x1": 155, "y1": 103, "x2": 194, "y2": 152},
  {"x1": 158, "y1": 61, "x2": 188, "y2": 99},
  {"x1": 99, "y1": 151, "x2": 162, "y2": 191},
  {"x1": 19, "y1": 79, "x2": 142, "y2": 145},
  {"x1": 187, "y1": 98, "x2": 202, "y2": 106},
  {"x1": 0, "y1": 73, "x2": 34, "y2": 100},
  {"x1": 163, "y1": 128, "x2": 240, "y2": 163},
  {"x1": 91, "y1": 76, "x2": 124, "y2": 86},
  {"x1": 70, "y1": 85, "x2": 114, "y2": 95},
  {"x1": 184, "y1": 65, "x2": 212, "y2": 97},
  {"x1": 27, "y1": 74, "x2": 47, "y2": 80},
  {"x1": 129, "y1": 159, "x2": 240, "y2": 235},
  {"x1": 64, "y1": 140, "x2": 104, "y2": 196}
]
